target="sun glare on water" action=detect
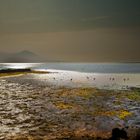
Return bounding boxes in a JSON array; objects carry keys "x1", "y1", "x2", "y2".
[{"x1": 3, "y1": 63, "x2": 38, "y2": 69}]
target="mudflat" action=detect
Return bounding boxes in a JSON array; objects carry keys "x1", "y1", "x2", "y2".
[{"x1": 0, "y1": 73, "x2": 140, "y2": 139}]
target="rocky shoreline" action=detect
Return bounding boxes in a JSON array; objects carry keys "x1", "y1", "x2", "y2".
[{"x1": 0, "y1": 74, "x2": 140, "y2": 139}]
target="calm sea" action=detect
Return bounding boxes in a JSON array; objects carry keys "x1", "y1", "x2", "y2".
[{"x1": 0, "y1": 63, "x2": 140, "y2": 73}]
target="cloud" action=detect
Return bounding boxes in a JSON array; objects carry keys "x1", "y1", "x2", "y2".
[
  {"x1": 81, "y1": 16, "x2": 112, "y2": 23},
  {"x1": 0, "y1": 17, "x2": 43, "y2": 24}
]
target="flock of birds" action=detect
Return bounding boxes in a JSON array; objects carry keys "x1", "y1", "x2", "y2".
[{"x1": 52, "y1": 76, "x2": 130, "y2": 82}]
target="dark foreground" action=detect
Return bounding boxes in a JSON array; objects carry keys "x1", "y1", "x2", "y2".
[{"x1": 0, "y1": 75, "x2": 140, "y2": 140}]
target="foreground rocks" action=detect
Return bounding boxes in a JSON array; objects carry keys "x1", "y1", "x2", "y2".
[{"x1": 0, "y1": 76, "x2": 140, "y2": 140}]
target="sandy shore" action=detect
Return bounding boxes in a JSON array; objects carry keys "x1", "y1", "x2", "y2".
[{"x1": 0, "y1": 72, "x2": 140, "y2": 139}]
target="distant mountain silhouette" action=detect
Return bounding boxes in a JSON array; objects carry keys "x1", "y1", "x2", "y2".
[
  {"x1": 0, "y1": 50, "x2": 42, "y2": 62},
  {"x1": 13, "y1": 50, "x2": 37, "y2": 59}
]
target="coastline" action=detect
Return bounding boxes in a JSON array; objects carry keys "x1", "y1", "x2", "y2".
[
  {"x1": 28, "y1": 69, "x2": 140, "y2": 90},
  {"x1": 0, "y1": 68, "x2": 140, "y2": 90},
  {"x1": 0, "y1": 68, "x2": 49, "y2": 78}
]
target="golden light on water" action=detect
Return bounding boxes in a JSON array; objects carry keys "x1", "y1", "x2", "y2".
[{"x1": 3, "y1": 63, "x2": 38, "y2": 69}]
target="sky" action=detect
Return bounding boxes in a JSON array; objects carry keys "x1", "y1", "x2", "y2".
[{"x1": 0, "y1": 0, "x2": 140, "y2": 62}]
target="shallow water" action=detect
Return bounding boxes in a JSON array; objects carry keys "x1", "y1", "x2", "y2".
[
  {"x1": 0, "y1": 76, "x2": 140, "y2": 139},
  {"x1": 1, "y1": 63, "x2": 140, "y2": 73},
  {"x1": 0, "y1": 64, "x2": 140, "y2": 139},
  {"x1": 0, "y1": 77, "x2": 140, "y2": 139},
  {"x1": 1, "y1": 63, "x2": 140, "y2": 89}
]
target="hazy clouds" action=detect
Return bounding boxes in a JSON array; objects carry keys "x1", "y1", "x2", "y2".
[{"x1": 0, "y1": 0, "x2": 140, "y2": 62}]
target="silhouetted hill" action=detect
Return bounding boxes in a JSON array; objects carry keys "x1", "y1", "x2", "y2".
[
  {"x1": 0, "y1": 50, "x2": 42, "y2": 63},
  {"x1": 14, "y1": 50, "x2": 36, "y2": 57}
]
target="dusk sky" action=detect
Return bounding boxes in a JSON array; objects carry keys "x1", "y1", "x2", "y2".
[{"x1": 0, "y1": 0, "x2": 140, "y2": 62}]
